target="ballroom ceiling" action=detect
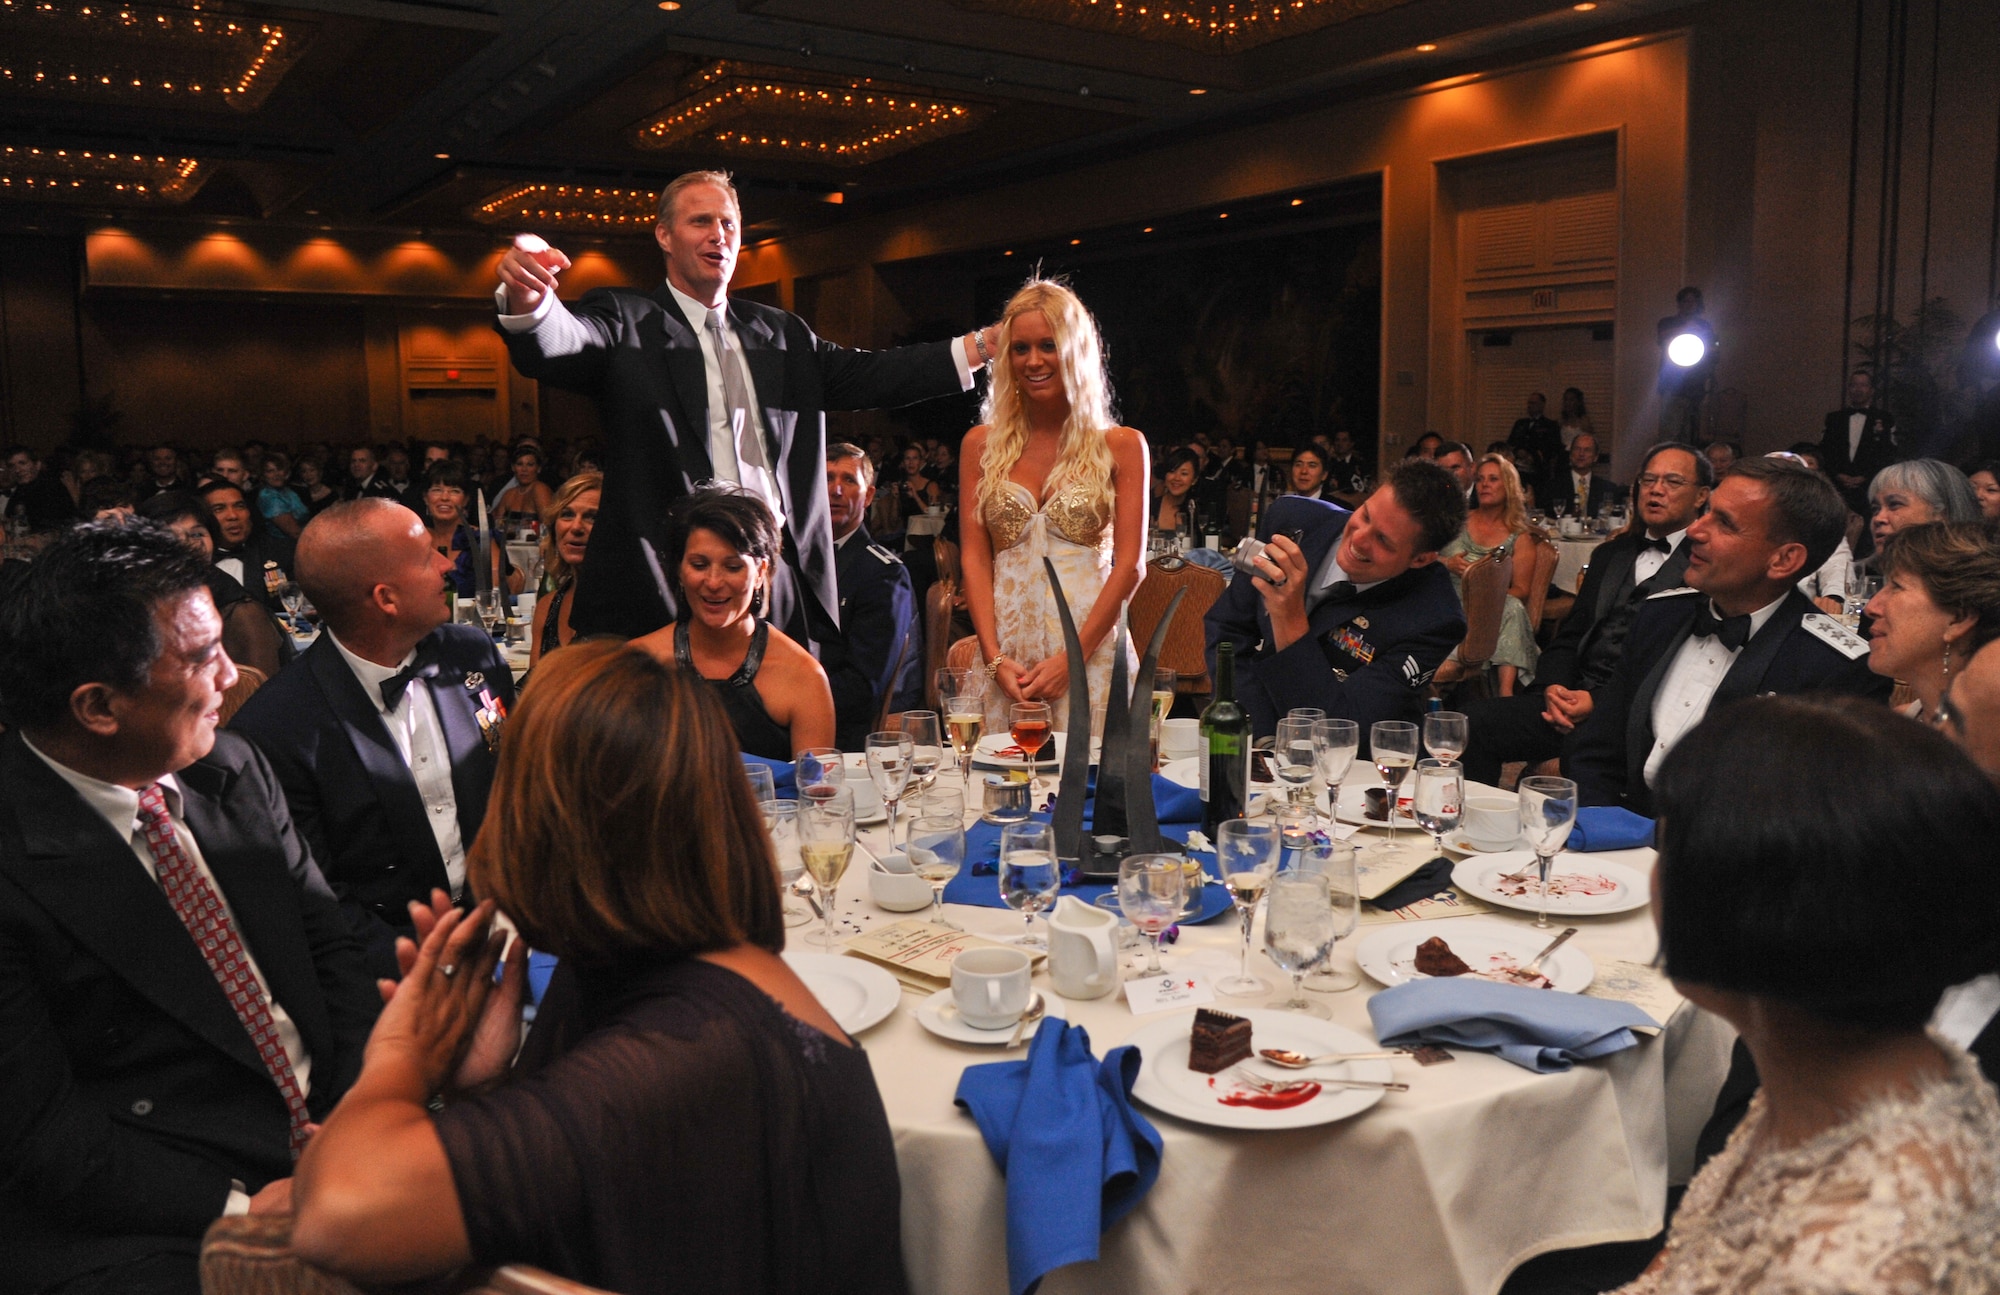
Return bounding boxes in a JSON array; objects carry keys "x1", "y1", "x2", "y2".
[{"x1": 0, "y1": 0, "x2": 1702, "y2": 240}]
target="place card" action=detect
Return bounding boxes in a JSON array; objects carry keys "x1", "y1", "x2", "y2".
[
  {"x1": 1355, "y1": 850, "x2": 1441, "y2": 902},
  {"x1": 1124, "y1": 968, "x2": 1216, "y2": 1016},
  {"x1": 1357, "y1": 887, "x2": 1496, "y2": 925},
  {"x1": 843, "y1": 919, "x2": 1043, "y2": 991},
  {"x1": 1583, "y1": 960, "x2": 1681, "y2": 1032}
]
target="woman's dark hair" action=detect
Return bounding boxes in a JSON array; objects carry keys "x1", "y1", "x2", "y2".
[
  {"x1": 425, "y1": 460, "x2": 471, "y2": 494},
  {"x1": 81, "y1": 477, "x2": 136, "y2": 517},
  {"x1": 469, "y1": 640, "x2": 783, "y2": 965},
  {"x1": 0, "y1": 520, "x2": 212, "y2": 730},
  {"x1": 1160, "y1": 448, "x2": 1204, "y2": 488},
  {"x1": 673, "y1": 483, "x2": 780, "y2": 566},
  {"x1": 137, "y1": 489, "x2": 218, "y2": 541},
  {"x1": 1654, "y1": 696, "x2": 2000, "y2": 1030}
]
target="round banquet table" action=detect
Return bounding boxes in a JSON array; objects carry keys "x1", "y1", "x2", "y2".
[
  {"x1": 1551, "y1": 535, "x2": 1606, "y2": 593},
  {"x1": 791, "y1": 760, "x2": 1734, "y2": 1295}
]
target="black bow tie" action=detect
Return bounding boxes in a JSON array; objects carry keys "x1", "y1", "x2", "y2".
[
  {"x1": 1639, "y1": 536, "x2": 1672, "y2": 554},
  {"x1": 380, "y1": 654, "x2": 442, "y2": 710},
  {"x1": 1688, "y1": 603, "x2": 1752, "y2": 651}
]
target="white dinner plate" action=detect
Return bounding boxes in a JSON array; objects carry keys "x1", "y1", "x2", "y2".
[
  {"x1": 1451, "y1": 852, "x2": 1651, "y2": 917},
  {"x1": 915, "y1": 987, "x2": 1052, "y2": 1045},
  {"x1": 1354, "y1": 918, "x2": 1595, "y2": 993},
  {"x1": 780, "y1": 952, "x2": 901, "y2": 1035},
  {"x1": 1159, "y1": 756, "x2": 1202, "y2": 788},
  {"x1": 1331, "y1": 785, "x2": 1420, "y2": 830},
  {"x1": 1127, "y1": 1010, "x2": 1395, "y2": 1130},
  {"x1": 1446, "y1": 829, "x2": 1521, "y2": 855},
  {"x1": 972, "y1": 731, "x2": 1067, "y2": 770}
]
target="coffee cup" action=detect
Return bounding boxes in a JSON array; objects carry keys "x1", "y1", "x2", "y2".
[
  {"x1": 1161, "y1": 717, "x2": 1201, "y2": 759},
  {"x1": 950, "y1": 946, "x2": 1033, "y2": 1029},
  {"x1": 868, "y1": 849, "x2": 933, "y2": 912},
  {"x1": 1462, "y1": 796, "x2": 1520, "y2": 849}
]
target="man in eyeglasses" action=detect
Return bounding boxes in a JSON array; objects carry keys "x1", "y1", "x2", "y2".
[{"x1": 1459, "y1": 443, "x2": 1712, "y2": 786}]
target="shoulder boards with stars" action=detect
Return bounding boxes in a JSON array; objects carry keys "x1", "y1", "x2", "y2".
[
  {"x1": 1799, "y1": 613, "x2": 1870, "y2": 660},
  {"x1": 867, "y1": 543, "x2": 902, "y2": 566}
]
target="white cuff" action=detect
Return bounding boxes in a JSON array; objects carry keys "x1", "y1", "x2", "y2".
[
  {"x1": 223, "y1": 1184, "x2": 250, "y2": 1217},
  {"x1": 494, "y1": 284, "x2": 556, "y2": 333},
  {"x1": 951, "y1": 336, "x2": 978, "y2": 392}
]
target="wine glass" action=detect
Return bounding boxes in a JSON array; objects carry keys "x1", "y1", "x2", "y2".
[
  {"x1": 795, "y1": 747, "x2": 845, "y2": 806},
  {"x1": 1295, "y1": 839, "x2": 1361, "y2": 992},
  {"x1": 917, "y1": 785, "x2": 966, "y2": 823},
  {"x1": 1423, "y1": 711, "x2": 1468, "y2": 765},
  {"x1": 1412, "y1": 759, "x2": 1463, "y2": 862},
  {"x1": 1287, "y1": 707, "x2": 1327, "y2": 726},
  {"x1": 865, "y1": 730, "x2": 915, "y2": 845},
  {"x1": 763, "y1": 800, "x2": 810, "y2": 928},
  {"x1": 1274, "y1": 717, "x2": 1318, "y2": 807},
  {"x1": 1518, "y1": 776, "x2": 1579, "y2": 930},
  {"x1": 935, "y1": 666, "x2": 977, "y2": 711},
  {"x1": 1313, "y1": 717, "x2": 1359, "y2": 819},
  {"x1": 908, "y1": 814, "x2": 966, "y2": 929},
  {"x1": 1008, "y1": 701, "x2": 1053, "y2": 785},
  {"x1": 897, "y1": 711, "x2": 944, "y2": 803},
  {"x1": 944, "y1": 694, "x2": 985, "y2": 783},
  {"x1": 798, "y1": 788, "x2": 857, "y2": 949},
  {"x1": 1844, "y1": 561, "x2": 1882, "y2": 630},
  {"x1": 743, "y1": 762, "x2": 776, "y2": 807},
  {"x1": 998, "y1": 820, "x2": 1060, "y2": 947},
  {"x1": 474, "y1": 588, "x2": 503, "y2": 639},
  {"x1": 277, "y1": 579, "x2": 306, "y2": 629},
  {"x1": 1117, "y1": 853, "x2": 1185, "y2": 976},
  {"x1": 1265, "y1": 872, "x2": 1337, "y2": 1017},
  {"x1": 1369, "y1": 720, "x2": 1419, "y2": 853},
  {"x1": 1215, "y1": 819, "x2": 1280, "y2": 997}
]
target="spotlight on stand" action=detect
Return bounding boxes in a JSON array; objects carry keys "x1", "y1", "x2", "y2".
[
  {"x1": 1666, "y1": 331, "x2": 1708, "y2": 368},
  {"x1": 1966, "y1": 309, "x2": 2000, "y2": 380}
]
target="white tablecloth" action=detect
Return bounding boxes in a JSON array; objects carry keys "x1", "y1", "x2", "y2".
[
  {"x1": 1551, "y1": 537, "x2": 1606, "y2": 593},
  {"x1": 794, "y1": 768, "x2": 1734, "y2": 1295}
]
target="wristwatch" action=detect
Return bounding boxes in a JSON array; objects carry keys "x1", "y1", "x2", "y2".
[{"x1": 972, "y1": 329, "x2": 993, "y2": 366}]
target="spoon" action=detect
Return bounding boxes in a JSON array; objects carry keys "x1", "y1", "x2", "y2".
[
  {"x1": 1258, "y1": 1048, "x2": 1411, "y2": 1069},
  {"x1": 792, "y1": 878, "x2": 824, "y2": 921},
  {"x1": 1521, "y1": 926, "x2": 1578, "y2": 978},
  {"x1": 1007, "y1": 992, "x2": 1046, "y2": 1049}
]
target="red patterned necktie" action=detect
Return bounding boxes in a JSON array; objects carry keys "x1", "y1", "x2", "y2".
[{"x1": 136, "y1": 784, "x2": 311, "y2": 1157}]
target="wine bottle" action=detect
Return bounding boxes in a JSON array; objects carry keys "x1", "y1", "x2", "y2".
[{"x1": 1200, "y1": 642, "x2": 1248, "y2": 833}]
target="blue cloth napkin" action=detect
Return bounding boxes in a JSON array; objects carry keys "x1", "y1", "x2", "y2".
[
  {"x1": 1182, "y1": 547, "x2": 1234, "y2": 574},
  {"x1": 945, "y1": 809, "x2": 1235, "y2": 924},
  {"x1": 954, "y1": 1022, "x2": 1163, "y2": 1295},
  {"x1": 1367, "y1": 978, "x2": 1660, "y2": 1073},
  {"x1": 1566, "y1": 806, "x2": 1654, "y2": 852},
  {"x1": 740, "y1": 753, "x2": 797, "y2": 798}
]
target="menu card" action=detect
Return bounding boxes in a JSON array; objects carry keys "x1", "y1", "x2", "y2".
[
  {"x1": 1582, "y1": 959, "x2": 1681, "y2": 1033},
  {"x1": 1354, "y1": 849, "x2": 1439, "y2": 902},
  {"x1": 842, "y1": 919, "x2": 1045, "y2": 991}
]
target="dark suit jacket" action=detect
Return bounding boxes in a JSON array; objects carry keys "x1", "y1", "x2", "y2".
[
  {"x1": 0, "y1": 731, "x2": 378, "y2": 1292},
  {"x1": 1542, "y1": 470, "x2": 1624, "y2": 520},
  {"x1": 1818, "y1": 407, "x2": 1901, "y2": 512},
  {"x1": 1508, "y1": 416, "x2": 1565, "y2": 476},
  {"x1": 498, "y1": 286, "x2": 963, "y2": 641},
  {"x1": 1566, "y1": 588, "x2": 1892, "y2": 814},
  {"x1": 1204, "y1": 495, "x2": 1466, "y2": 741},
  {"x1": 212, "y1": 530, "x2": 296, "y2": 616},
  {"x1": 824, "y1": 524, "x2": 918, "y2": 752},
  {"x1": 229, "y1": 623, "x2": 513, "y2": 959},
  {"x1": 1536, "y1": 530, "x2": 1693, "y2": 693}
]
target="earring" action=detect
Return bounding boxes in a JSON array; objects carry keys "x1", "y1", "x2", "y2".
[{"x1": 1942, "y1": 641, "x2": 1953, "y2": 681}]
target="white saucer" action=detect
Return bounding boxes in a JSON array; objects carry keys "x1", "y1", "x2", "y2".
[
  {"x1": 916, "y1": 987, "x2": 1050, "y2": 1044},
  {"x1": 1446, "y1": 829, "x2": 1521, "y2": 855}
]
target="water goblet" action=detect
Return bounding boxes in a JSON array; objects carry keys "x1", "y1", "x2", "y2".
[
  {"x1": 998, "y1": 821, "x2": 1061, "y2": 947},
  {"x1": 1294, "y1": 839, "x2": 1361, "y2": 991},
  {"x1": 1412, "y1": 759, "x2": 1463, "y2": 862},
  {"x1": 908, "y1": 814, "x2": 966, "y2": 929},
  {"x1": 1274, "y1": 717, "x2": 1318, "y2": 806},
  {"x1": 865, "y1": 731, "x2": 915, "y2": 844},
  {"x1": 1117, "y1": 853, "x2": 1186, "y2": 976},
  {"x1": 1423, "y1": 710, "x2": 1468, "y2": 765},
  {"x1": 763, "y1": 801, "x2": 810, "y2": 927},
  {"x1": 1368, "y1": 720, "x2": 1419, "y2": 856},
  {"x1": 1313, "y1": 717, "x2": 1359, "y2": 818},
  {"x1": 1265, "y1": 873, "x2": 1337, "y2": 1017},
  {"x1": 743, "y1": 762, "x2": 776, "y2": 807},
  {"x1": 1518, "y1": 776, "x2": 1579, "y2": 930},
  {"x1": 1215, "y1": 819, "x2": 1280, "y2": 996},
  {"x1": 896, "y1": 711, "x2": 944, "y2": 803}
]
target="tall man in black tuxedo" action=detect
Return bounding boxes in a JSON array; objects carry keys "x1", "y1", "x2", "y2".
[
  {"x1": 1817, "y1": 367, "x2": 1901, "y2": 515},
  {"x1": 1459, "y1": 443, "x2": 1711, "y2": 785},
  {"x1": 495, "y1": 169, "x2": 995, "y2": 645},
  {"x1": 231, "y1": 501, "x2": 513, "y2": 976},
  {"x1": 1567, "y1": 457, "x2": 1892, "y2": 815},
  {"x1": 822, "y1": 444, "x2": 918, "y2": 750},
  {"x1": 0, "y1": 522, "x2": 378, "y2": 1295},
  {"x1": 1507, "y1": 392, "x2": 1565, "y2": 481},
  {"x1": 1206, "y1": 460, "x2": 1467, "y2": 741}
]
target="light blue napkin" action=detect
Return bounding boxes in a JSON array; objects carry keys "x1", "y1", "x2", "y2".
[
  {"x1": 954, "y1": 1022, "x2": 1163, "y2": 1295},
  {"x1": 740, "y1": 752, "x2": 796, "y2": 798},
  {"x1": 1367, "y1": 978, "x2": 1659, "y2": 1073},
  {"x1": 1566, "y1": 806, "x2": 1654, "y2": 852}
]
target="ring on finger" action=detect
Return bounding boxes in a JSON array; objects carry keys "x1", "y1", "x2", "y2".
[{"x1": 439, "y1": 963, "x2": 458, "y2": 979}]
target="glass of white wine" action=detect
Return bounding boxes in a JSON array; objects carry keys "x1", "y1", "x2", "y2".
[
  {"x1": 1215, "y1": 819, "x2": 1280, "y2": 997},
  {"x1": 1369, "y1": 720, "x2": 1419, "y2": 857},
  {"x1": 998, "y1": 820, "x2": 1060, "y2": 947},
  {"x1": 944, "y1": 694, "x2": 985, "y2": 784},
  {"x1": 908, "y1": 814, "x2": 966, "y2": 928},
  {"x1": 799, "y1": 788, "x2": 857, "y2": 950}
]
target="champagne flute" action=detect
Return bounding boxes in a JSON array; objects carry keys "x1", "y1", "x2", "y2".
[
  {"x1": 764, "y1": 800, "x2": 810, "y2": 928},
  {"x1": 1412, "y1": 759, "x2": 1463, "y2": 862},
  {"x1": 1369, "y1": 721, "x2": 1419, "y2": 851},
  {"x1": 799, "y1": 788, "x2": 857, "y2": 949},
  {"x1": 1518, "y1": 776, "x2": 1579, "y2": 930},
  {"x1": 865, "y1": 730, "x2": 915, "y2": 845},
  {"x1": 1274, "y1": 717, "x2": 1318, "y2": 808},
  {"x1": 795, "y1": 747, "x2": 845, "y2": 806},
  {"x1": 944, "y1": 694, "x2": 985, "y2": 784},
  {"x1": 1295, "y1": 839, "x2": 1361, "y2": 992},
  {"x1": 743, "y1": 762, "x2": 776, "y2": 807},
  {"x1": 1265, "y1": 873, "x2": 1336, "y2": 1017},
  {"x1": 998, "y1": 820, "x2": 1060, "y2": 947},
  {"x1": 897, "y1": 711, "x2": 944, "y2": 801},
  {"x1": 908, "y1": 814, "x2": 966, "y2": 929},
  {"x1": 1117, "y1": 853, "x2": 1185, "y2": 976},
  {"x1": 1313, "y1": 717, "x2": 1359, "y2": 819},
  {"x1": 474, "y1": 588, "x2": 503, "y2": 639},
  {"x1": 1008, "y1": 701, "x2": 1053, "y2": 786},
  {"x1": 1423, "y1": 710, "x2": 1468, "y2": 765},
  {"x1": 1215, "y1": 819, "x2": 1280, "y2": 996}
]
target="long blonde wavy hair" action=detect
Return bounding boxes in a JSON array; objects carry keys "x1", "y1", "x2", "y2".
[
  {"x1": 975, "y1": 278, "x2": 1117, "y2": 516},
  {"x1": 1476, "y1": 453, "x2": 1542, "y2": 539}
]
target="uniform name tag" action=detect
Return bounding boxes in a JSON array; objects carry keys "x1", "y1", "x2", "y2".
[{"x1": 1801, "y1": 612, "x2": 1870, "y2": 660}]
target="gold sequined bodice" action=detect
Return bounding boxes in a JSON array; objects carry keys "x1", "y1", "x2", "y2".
[{"x1": 983, "y1": 479, "x2": 1112, "y2": 552}]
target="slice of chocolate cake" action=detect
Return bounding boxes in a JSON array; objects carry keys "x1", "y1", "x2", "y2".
[
  {"x1": 1188, "y1": 1007, "x2": 1254, "y2": 1073},
  {"x1": 1413, "y1": 936, "x2": 1472, "y2": 978}
]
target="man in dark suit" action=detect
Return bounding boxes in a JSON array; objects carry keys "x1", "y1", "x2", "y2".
[
  {"x1": 821, "y1": 444, "x2": 918, "y2": 751},
  {"x1": 1817, "y1": 367, "x2": 1901, "y2": 515},
  {"x1": 0, "y1": 521, "x2": 378, "y2": 1295},
  {"x1": 1567, "y1": 458, "x2": 1891, "y2": 814},
  {"x1": 231, "y1": 500, "x2": 512, "y2": 976},
  {"x1": 1206, "y1": 460, "x2": 1467, "y2": 740},
  {"x1": 1507, "y1": 392, "x2": 1565, "y2": 481},
  {"x1": 341, "y1": 445, "x2": 402, "y2": 505},
  {"x1": 197, "y1": 480, "x2": 295, "y2": 616},
  {"x1": 494, "y1": 169, "x2": 994, "y2": 646},
  {"x1": 1460, "y1": 443, "x2": 1712, "y2": 786},
  {"x1": 1543, "y1": 432, "x2": 1624, "y2": 520}
]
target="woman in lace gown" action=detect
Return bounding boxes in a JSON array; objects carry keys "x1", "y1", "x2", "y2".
[
  {"x1": 960, "y1": 279, "x2": 1147, "y2": 733},
  {"x1": 1624, "y1": 697, "x2": 2000, "y2": 1295}
]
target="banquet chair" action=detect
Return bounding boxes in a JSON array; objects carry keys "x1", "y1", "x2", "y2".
[
  {"x1": 1430, "y1": 546, "x2": 1512, "y2": 701},
  {"x1": 1519, "y1": 532, "x2": 1560, "y2": 632},
  {"x1": 199, "y1": 1214, "x2": 618, "y2": 1294},
  {"x1": 217, "y1": 664, "x2": 268, "y2": 727},
  {"x1": 1127, "y1": 554, "x2": 1227, "y2": 703}
]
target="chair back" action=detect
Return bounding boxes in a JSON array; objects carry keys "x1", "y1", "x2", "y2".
[
  {"x1": 1127, "y1": 556, "x2": 1227, "y2": 698},
  {"x1": 1456, "y1": 547, "x2": 1514, "y2": 668},
  {"x1": 218, "y1": 664, "x2": 268, "y2": 727},
  {"x1": 200, "y1": 1214, "x2": 620, "y2": 1295},
  {"x1": 933, "y1": 537, "x2": 961, "y2": 590},
  {"x1": 922, "y1": 581, "x2": 956, "y2": 711},
  {"x1": 1520, "y1": 531, "x2": 1559, "y2": 629},
  {"x1": 947, "y1": 634, "x2": 981, "y2": 678},
  {"x1": 1224, "y1": 486, "x2": 1252, "y2": 544}
]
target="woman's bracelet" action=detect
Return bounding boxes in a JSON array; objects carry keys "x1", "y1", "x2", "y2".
[{"x1": 984, "y1": 653, "x2": 1010, "y2": 679}]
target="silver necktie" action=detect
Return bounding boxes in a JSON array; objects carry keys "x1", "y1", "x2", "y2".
[{"x1": 705, "y1": 308, "x2": 770, "y2": 481}]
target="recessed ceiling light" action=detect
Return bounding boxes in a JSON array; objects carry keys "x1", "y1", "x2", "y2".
[
  {"x1": 1572, "y1": 2, "x2": 1597, "y2": 9},
  {"x1": 1143, "y1": 226, "x2": 1154, "y2": 233},
  {"x1": 1218, "y1": 212, "x2": 1229, "y2": 219},
  {"x1": 1004, "y1": 249, "x2": 1013, "y2": 256},
  {"x1": 433, "y1": 152, "x2": 450, "y2": 159},
  {"x1": 1070, "y1": 238, "x2": 1082, "y2": 245},
  {"x1": 1188, "y1": 87, "x2": 1206, "y2": 95},
  {"x1": 657, "y1": 1, "x2": 681, "y2": 9},
  {"x1": 1290, "y1": 198, "x2": 1304, "y2": 206},
  {"x1": 1416, "y1": 43, "x2": 1438, "y2": 52}
]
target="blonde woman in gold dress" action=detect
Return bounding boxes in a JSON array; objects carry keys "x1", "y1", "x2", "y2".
[{"x1": 960, "y1": 279, "x2": 1148, "y2": 732}]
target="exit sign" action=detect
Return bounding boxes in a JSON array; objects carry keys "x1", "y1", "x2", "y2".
[{"x1": 1531, "y1": 288, "x2": 1558, "y2": 310}]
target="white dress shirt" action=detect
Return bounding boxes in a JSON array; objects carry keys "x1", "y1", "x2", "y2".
[
  {"x1": 496, "y1": 282, "x2": 977, "y2": 532},
  {"x1": 215, "y1": 556, "x2": 246, "y2": 586},
  {"x1": 1848, "y1": 409, "x2": 1867, "y2": 460},
  {"x1": 1643, "y1": 593, "x2": 1788, "y2": 785},
  {"x1": 1933, "y1": 974, "x2": 2000, "y2": 1049},
  {"x1": 328, "y1": 633, "x2": 466, "y2": 896},
  {"x1": 1633, "y1": 528, "x2": 1687, "y2": 587}
]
